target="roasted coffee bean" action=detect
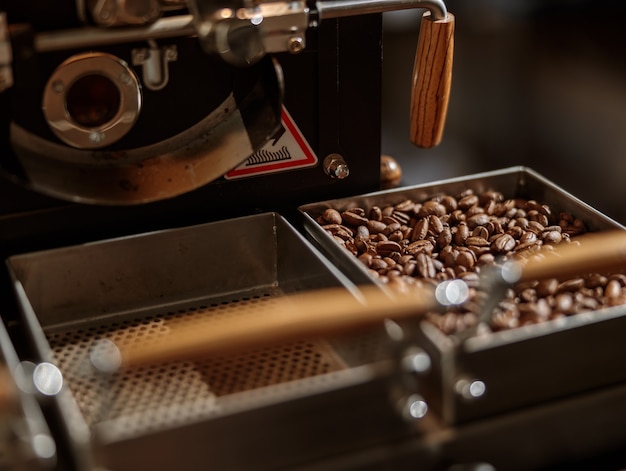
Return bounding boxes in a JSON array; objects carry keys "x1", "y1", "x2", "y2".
[
  {"x1": 416, "y1": 253, "x2": 436, "y2": 278},
  {"x1": 383, "y1": 221, "x2": 402, "y2": 236},
  {"x1": 472, "y1": 226, "x2": 489, "y2": 239},
  {"x1": 554, "y1": 292, "x2": 574, "y2": 313},
  {"x1": 605, "y1": 279, "x2": 622, "y2": 299},
  {"x1": 609, "y1": 274, "x2": 626, "y2": 286},
  {"x1": 515, "y1": 241, "x2": 542, "y2": 254},
  {"x1": 454, "y1": 222, "x2": 470, "y2": 245},
  {"x1": 467, "y1": 213, "x2": 490, "y2": 229},
  {"x1": 456, "y1": 250, "x2": 475, "y2": 270},
  {"x1": 392, "y1": 210, "x2": 411, "y2": 225},
  {"x1": 376, "y1": 240, "x2": 402, "y2": 256},
  {"x1": 440, "y1": 245, "x2": 457, "y2": 267},
  {"x1": 322, "y1": 208, "x2": 342, "y2": 224},
  {"x1": 370, "y1": 233, "x2": 387, "y2": 242},
  {"x1": 418, "y1": 200, "x2": 447, "y2": 218},
  {"x1": 558, "y1": 278, "x2": 585, "y2": 292},
  {"x1": 449, "y1": 209, "x2": 466, "y2": 224},
  {"x1": 478, "y1": 253, "x2": 495, "y2": 265},
  {"x1": 466, "y1": 236, "x2": 490, "y2": 248},
  {"x1": 519, "y1": 288, "x2": 537, "y2": 303},
  {"x1": 345, "y1": 240, "x2": 358, "y2": 255},
  {"x1": 406, "y1": 239, "x2": 434, "y2": 256},
  {"x1": 370, "y1": 258, "x2": 388, "y2": 271},
  {"x1": 358, "y1": 252, "x2": 373, "y2": 267},
  {"x1": 519, "y1": 231, "x2": 538, "y2": 244},
  {"x1": 440, "y1": 195, "x2": 458, "y2": 212},
  {"x1": 404, "y1": 261, "x2": 417, "y2": 276},
  {"x1": 491, "y1": 233, "x2": 516, "y2": 253},
  {"x1": 492, "y1": 309, "x2": 520, "y2": 330},
  {"x1": 542, "y1": 229, "x2": 562, "y2": 244},
  {"x1": 528, "y1": 220, "x2": 545, "y2": 233},
  {"x1": 429, "y1": 215, "x2": 445, "y2": 234},
  {"x1": 394, "y1": 200, "x2": 415, "y2": 213},
  {"x1": 458, "y1": 194, "x2": 479, "y2": 210},
  {"x1": 437, "y1": 227, "x2": 453, "y2": 248},
  {"x1": 506, "y1": 225, "x2": 524, "y2": 239},
  {"x1": 341, "y1": 211, "x2": 368, "y2": 226},
  {"x1": 356, "y1": 225, "x2": 370, "y2": 238},
  {"x1": 367, "y1": 220, "x2": 387, "y2": 234},
  {"x1": 536, "y1": 278, "x2": 559, "y2": 297},
  {"x1": 412, "y1": 218, "x2": 429, "y2": 241},
  {"x1": 369, "y1": 206, "x2": 383, "y2": 221},
  {"x1": 354, "y1": 235, "x2": 369, "y2": 252},
  {"x1": 388, "y1": 230, "x2": 404, "y2": 242},
  {"x1": 576, "y1": 295, "x2": 599, "y2": 311}
]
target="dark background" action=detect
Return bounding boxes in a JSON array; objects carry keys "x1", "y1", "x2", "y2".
[{"x1": 381, "y1": 0, "x2": 626, "y2": 224}]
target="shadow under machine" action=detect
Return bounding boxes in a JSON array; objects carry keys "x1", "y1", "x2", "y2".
[{"x1": 2, "y1": 1, "x2": 626, "y2": 471}]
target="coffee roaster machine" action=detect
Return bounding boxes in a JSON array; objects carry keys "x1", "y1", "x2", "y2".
[{"x1": 2, "y1": 1, "x2": 626, "y2": 470}]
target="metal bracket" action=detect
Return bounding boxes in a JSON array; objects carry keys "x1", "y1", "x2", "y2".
[{"x1": 132, "y1": 41, "x2": 178, "y2": 91}]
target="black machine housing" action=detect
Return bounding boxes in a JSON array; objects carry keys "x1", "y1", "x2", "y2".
[{"x1": 0, "y1": 1, "x2": 383, "y2": 256}]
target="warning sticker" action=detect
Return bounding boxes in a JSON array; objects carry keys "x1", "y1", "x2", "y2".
[{"x1": 224, "y1": 106, "x2": 318, "y2": 179}]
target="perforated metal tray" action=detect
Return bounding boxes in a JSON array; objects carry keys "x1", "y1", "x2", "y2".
[
  {"x1": 299, "y1": 166, "x2": 626, "y2": 424},
  {"x1": 6, "y1": 212, "x2": 408, "y2": 471}
]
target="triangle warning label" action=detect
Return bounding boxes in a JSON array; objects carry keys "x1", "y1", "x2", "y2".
[{"x1": 225, "y1": 106, "x2": 318, "y2": 179}]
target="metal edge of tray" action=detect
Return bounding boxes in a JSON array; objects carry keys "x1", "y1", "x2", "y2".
[
  {"x1": 5, "y1": 212, "x2": 417, "y2": 471},
  {"x1": 0, "y1": 314, "x2": 57, "y2": 470}
]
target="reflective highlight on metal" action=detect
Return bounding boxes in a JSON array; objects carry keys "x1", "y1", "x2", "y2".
[
  {"x1": 402, "y1": 347, "x2": 431, "y2": 374},
  {"x1": 404, "y1": 393, "x2": 428, "y2": 419},
  {"x1": 501, "y1": 260, "x2": 523, "y2": 284},
  {"x1": 323, "y1": 153, "x2": 350, "y2": 179},
  {"x1": 89, "y1": 339, "x2": 123, "y2": 374},
  {"x1": 32, "y1": 433, "x2": 57, "y2": 460},
  {"x1": 435, "y1": 279, "x2": 470, "y2": 306},
  {"x1": 317, "y1": 0, "x2": 447, "y2": 21},
  {"x1": 455, "y1": 378, "x2": 486, "y2": 400},
  {"x1": 33, "y1": 362, "x2": 64, "y2": 396}
]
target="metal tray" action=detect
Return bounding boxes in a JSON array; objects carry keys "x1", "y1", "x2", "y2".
[
  {"x1": 299, "y1": 166, "x2": 626, "y2": 424},
  {"x1": 5, "y1": 212, "x2": 411, "y2": 471}
]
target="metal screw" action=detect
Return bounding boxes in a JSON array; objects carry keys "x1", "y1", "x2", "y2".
[
  {"x1": 399, "y1": 393, "x2": 428, "y2": 420},
  {"x1": 455, "y1": 377, "x2": 486, "y2": 401},
  {"x1": 52, "y1": 80, "x2": 64, "y2": 94},
  {"x1": 402, "y1": 347, "x2": 431, "y2": 374},
  {"x1": 323, "y1": 153, "x2": 350, "y2": 179},
  {"x1": 119, "y1": 72, "x2": 132, "y2": 85},
  {"x1": 89, "y1": 131, "x2": 105, "y2": 145},
  {"x1": 164, "y1": 46, "x2": 178, "y2": 61},
  {"x1": 287, "y1": 36, "x2": 305, "y2": 54}
]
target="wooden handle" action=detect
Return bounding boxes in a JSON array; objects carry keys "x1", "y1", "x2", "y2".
[
  {"x1": 410, "y1": 12, "x2": 455, "y2": 149},
  {"x1": 518, "y1": 230, "x2": 626, "y2": 282},
  {"x1": 117, "y1": 285, "x2": 436, "y2": 369}
]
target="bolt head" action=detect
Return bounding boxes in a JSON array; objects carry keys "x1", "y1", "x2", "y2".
[{"x1": 287, "y1": 36, "x2": 305, "y2": 54}]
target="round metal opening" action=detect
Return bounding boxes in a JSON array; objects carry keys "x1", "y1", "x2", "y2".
[
  {"x1": 43, "y1": 52, "x2": 142, "y2": 149},
  {"x1": 66, "y1": 74, "x2": 121, "y2": 128}
]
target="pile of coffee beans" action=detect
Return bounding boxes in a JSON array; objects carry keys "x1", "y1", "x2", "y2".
[{"x1": 314, "y1": 189, "x2": 626, "y2": 335}]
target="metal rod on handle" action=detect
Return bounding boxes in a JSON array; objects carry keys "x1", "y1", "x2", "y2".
[{"x1": 315, "y1": 0, "x2": 447, "y2": 21}]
